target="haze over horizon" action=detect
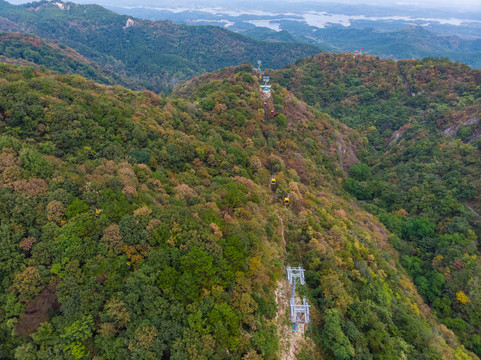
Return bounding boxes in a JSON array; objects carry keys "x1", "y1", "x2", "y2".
[{"x1": 5, "y1": 0, "x2": 481, "y2": 11}]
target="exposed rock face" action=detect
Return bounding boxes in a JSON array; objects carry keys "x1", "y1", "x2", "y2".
[
  {"x1": 53, "y1": 2, "x2": 70, "y2": 11},
  {"x1": 15, "y1": 279, "x2": 60, "y2": 338},
  {"x1": 123, "y1": 18, "x2": 136, "y2": 29},
  {"x1": 0, "y1": 16, "x2": 17, "y2": 31},
  {"x1": 442, "y1": 116, "x2": 480, "y2": 136}
]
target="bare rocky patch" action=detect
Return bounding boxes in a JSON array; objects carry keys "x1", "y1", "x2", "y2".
[{"x1": 15, "y1": 278, "x2": 60, "y2": 338}]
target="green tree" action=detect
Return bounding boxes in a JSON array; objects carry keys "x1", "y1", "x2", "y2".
[
  {"x1": 19, "y1": 148, "x2": 53, "y2": 178},
  {"x1": 322, "y1": 309, "x2": 355, "y2": 360}
]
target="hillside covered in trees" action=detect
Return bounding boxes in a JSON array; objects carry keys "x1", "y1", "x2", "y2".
[
  {"x1": 0, "y1": 58, "x2": 477, "y2": 359},
  {"x1": 0, "y1": 32, "x2": 131, "y2": 87},
  {"x1": 265, "y1": 23, "x2": 481, "y2": 69},
  {"x1": 274, "y1": 53, "x2": 481, "y2": 356},
  {"x1": 0, "y1": 0, "x2": 321, "y2": 92}
]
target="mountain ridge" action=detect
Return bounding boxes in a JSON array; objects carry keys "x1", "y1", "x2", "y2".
[
  {"x1": 0, "y1": 31, "x2": 133, "y2": 87},
  {"x1": 1, "y1": 3, "x2": 481, "y2": 356},
  {"x1": 0, "y1": 0, "x2": 322, "y2": 92},
  {"x1": 274, "y1": 52, "x2": 481, "y2": 356},
  {"x1": 104, "y1": 3, "x2": 481, "y2": 69},
  {"x1": 0, "y1": 57, "x2": 478, "y2": 358}
]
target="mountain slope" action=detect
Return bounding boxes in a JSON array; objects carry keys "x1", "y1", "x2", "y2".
[
  {"x1": 274, "y1": 52, "x2": 481, "y2": 356},
  {"x1": 241, "y1": 28, "x2": 301, "y2": 43},
  {"x1": 313, "y1": 25, "x2": 481, "y2": 68},
  {"x1": 0, "y1": 32, "x2": 134, "y2": 87},
  {"x1": 0, "y1": 60, "x2": 476, "y2": 359},
  {"x1": 0, "y1": 0, "x2": 321, "y2": 92},
  {"x1": 106, "y1": 5, "x2": 481, "y2": 69}
]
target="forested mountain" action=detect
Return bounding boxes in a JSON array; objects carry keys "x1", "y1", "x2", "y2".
[
  {"x1": 274, "y1": 53, "x2": 481, "y2": 356},
  {"x1": 0, "y1": 32, "x2": 132, "y2": 87},
  {"x1": 250, "y1": 23, "x2": 481, "y2": 69},
  {"x1": 0, "y1": 0, "x2": 321, "y2": 92},
  {"x1": 107, "y1": 4, "x2": 481, "y2": 69},
  {"x1": 308, "y1": 25, "x2": 481, "y2": 69},
  {"x1": 249, "y1": 23, "x2": 481, "y2": 70},
  {"x1": 1, "y1": 4, "x2": 481, "y2": 356},
  {"x1": 0, "y1": 59, "x2": 476, "y2": 359},
  {"x1": 238, "y1": 28, "x2": 301, "y2": 44}
]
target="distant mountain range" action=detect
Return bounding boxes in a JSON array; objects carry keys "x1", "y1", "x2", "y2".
[
  {"x1": 2, "y1": 1, "x2": 481, "y2": 358},
  {"x1": 0, "y1": 0, "x2": 321, "y2": 92},
  {"x1": 107, "y1": 4, "x2": 481, "y2": 69},
  {"x1": 2, "y1": 0, "x2": 481, "y2": 88}
]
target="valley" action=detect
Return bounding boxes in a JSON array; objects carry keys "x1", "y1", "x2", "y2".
[
  {"x1": 0, "y1": 1, "x2": 481, "y2": 359},
  {"x1": 107, "y1": 2, "x2": 481, "y2": 69},
  {"x1": 0, "y1": 0, "x2": 321, "y2": 92}
]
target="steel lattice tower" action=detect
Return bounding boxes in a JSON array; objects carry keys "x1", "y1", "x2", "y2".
[{"x1": 286, "y1": 266, "x2": 310, "y2": 332}]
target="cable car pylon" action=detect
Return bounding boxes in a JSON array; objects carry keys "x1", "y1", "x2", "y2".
[
  {"x1": 286, "y1": 265, "x2": 310, "y2": 332},
  {"x1": 257, "y1": 62, "x2": 271, "y2": 93}
]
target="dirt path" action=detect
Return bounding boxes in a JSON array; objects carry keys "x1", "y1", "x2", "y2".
[
  {"x1": 275, "y1": 280, "x2": 306, "y2": 360},
  {"x1": 260, "y1": 89, "x2": 272, "y2": 100},
  {"x1": 269, "y1": 182, "x2": 275, "y2": 203},
  {"x1": 273, "y1": 210, "x2": 308, "y2": 360},
  {"x1": 263, "y1": 86, "x2": 309, "y2": 359},
  {"x1": 467, "y1": 205, "x2": 481, "y2": 219},
  {"x1": 277, "y1": 211, "x2": 286, "y2": 259}
]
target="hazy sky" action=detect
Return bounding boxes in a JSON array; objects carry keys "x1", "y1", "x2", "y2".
[
  {"x1": 336, "y1": 0, "x2": 481, "y2": 7},
  {"x1": 6, "y1": 0, "x2": 481, "y2": 10}
]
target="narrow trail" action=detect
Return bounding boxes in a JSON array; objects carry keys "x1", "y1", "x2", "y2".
[
  {"x1": 269, "y1": 182, "x2": 275, "y2": 203},
  {"x1": 260, "y1": 89, "x2": 272, "y2": 100},
  {"x1": 275, "y1": 280, "x2": 306, "y2": 360},
  {"x1": 261, "y1": 82, "x2": 309, "y2": 359},
  {"x1": 277, "y1": 210, "x2": 286, "y2": 260},
  {"x1": 274, "y1": 209, "x2": 307, "y2": 360},
  {"x1": 467, "y1": 205, "x2": 481, "y2": 219}
]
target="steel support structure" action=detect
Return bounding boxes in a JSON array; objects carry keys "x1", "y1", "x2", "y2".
[
  {"x1": 260, "y1": 76, "x2": 271, "y2": 92},
  {"x1": 286, "y1": 265, "x2": 305, "y2": 295},
  {"x1": 286, "y1": 266, "x2": 310, "y2": 332}
]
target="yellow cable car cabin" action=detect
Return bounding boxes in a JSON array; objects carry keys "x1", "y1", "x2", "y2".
[
  {"x1": 271, "y1": 177, "x2": 276, "y2": 185},
  {"x1": 284, "y1": 195, "x2": 290, "y2": 206}
]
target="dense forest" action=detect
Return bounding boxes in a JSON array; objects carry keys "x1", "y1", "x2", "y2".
[
  {"x1": 0, "y1": 0, "x2": 321, "y2": 92},
  {"x1": 1, "y1": 3, "x2": 481, "y2": 355},
  {"x1": 0, "y1": 32, "x2": 131, "y2": 87},
  {"x1": 275, "y1": 53, "x2": 481, "y2": 356},
  {"x1": 106, "y1": 3, "x2": 481, "y2": 69},
  {"x1": 0, "y1": 58, "x2": 477, "y2": 359},
  {"x1": 272, "y1": 23, "x2": 481, "y2": 69},
  {"x1": 311, "y1": 25, "x2": 481, "y2": 69}
]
